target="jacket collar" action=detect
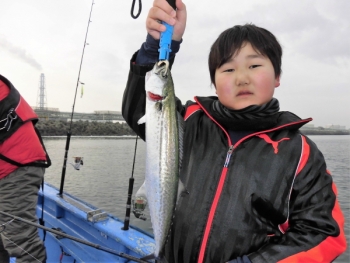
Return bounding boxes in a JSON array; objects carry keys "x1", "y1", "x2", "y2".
[{"x1": 194, "y1": 96, "x2": 312, "y2": 132}]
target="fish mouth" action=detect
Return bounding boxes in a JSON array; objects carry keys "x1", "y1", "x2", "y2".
[
  {"x1": 148, "y1": 91, "x2": 164, "y2": 101},
  {"x1": 155, "y1": 60, "x2": 170, "y2": 77}
]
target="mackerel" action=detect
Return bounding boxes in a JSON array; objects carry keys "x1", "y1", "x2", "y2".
[{"x1": 137, "y1": 61, "x2": 183, "y2": 259}]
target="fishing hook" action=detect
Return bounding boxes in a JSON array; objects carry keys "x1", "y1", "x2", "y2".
[{"x1": 131, "y1": 0, "x2": 142, "y2": 19}]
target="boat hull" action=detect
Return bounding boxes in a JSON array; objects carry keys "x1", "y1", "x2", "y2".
[{"x1": 11, "y1": 183, "x2": 155, "y2": 262}]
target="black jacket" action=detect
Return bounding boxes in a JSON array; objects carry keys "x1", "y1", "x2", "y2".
[{"x1": 122, "y1": 54, "x2": 346, "y2": 263}]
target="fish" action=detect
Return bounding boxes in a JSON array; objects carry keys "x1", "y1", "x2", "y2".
[{"x1": 137, "y1": 60, "x2": 183, "y2": 260}]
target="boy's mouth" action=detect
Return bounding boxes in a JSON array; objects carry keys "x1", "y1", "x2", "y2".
[{"x1": 237, "y1": 90, "x2": 253, "y2": 96}]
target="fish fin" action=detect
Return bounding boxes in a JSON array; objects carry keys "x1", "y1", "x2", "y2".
[
  {"x1": 138, "y1": 115, "x2": 146, "y2": 125},
  {"x1": 176, "y1": 179, "x2": 188, "y2": 204}
]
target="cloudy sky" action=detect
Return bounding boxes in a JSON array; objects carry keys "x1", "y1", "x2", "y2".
[{"x1": 1, "y1": 0, "x2": 349, "y2": 128}]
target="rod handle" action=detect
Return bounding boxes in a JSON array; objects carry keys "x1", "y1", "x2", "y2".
[{"x1": 167, "y1": 0, "x2": 176, "y2": 10}]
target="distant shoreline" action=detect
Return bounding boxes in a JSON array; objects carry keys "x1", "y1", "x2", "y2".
[
  {"x1": 36, "y1": 120, "x2": 349, "y2": 136},
  {"x1": 41, "y1": 131, "x2": 349, "y2": 137},
  {"x1": 300, "y1": 129, "x2": 350, "y2": 135},
  {"x1": 42, "y1": 135, "x2": 137, "y2": 139}
]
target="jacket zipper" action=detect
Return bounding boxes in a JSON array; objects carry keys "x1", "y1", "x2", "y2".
[
  {"x1": 224, "y1": 145, "x2": 234, "y2": 167},
  {"x1": 197, "y1": 145, "x2": 234, "y2": 263}
]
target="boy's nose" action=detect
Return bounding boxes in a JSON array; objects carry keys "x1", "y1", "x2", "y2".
[{"x1": 235, "y1": 70, "x2": 249, "y2": 86}]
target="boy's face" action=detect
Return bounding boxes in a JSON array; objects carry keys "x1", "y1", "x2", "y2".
[{"x1": 214, "y1": 42, "x2": 280, "y2": 110}]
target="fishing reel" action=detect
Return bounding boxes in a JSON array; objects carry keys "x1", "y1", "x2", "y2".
[{"x1": 132, "y1": 196, "x2": 147, "y2": 221}]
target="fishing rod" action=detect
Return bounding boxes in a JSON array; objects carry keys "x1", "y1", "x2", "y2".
[
  {"x1": 122, "y1": 135, "x2": 139, "y2": 230},
  {"x1": 59, "y1": 0, "x2": 95, "y2": 196},
  {"x1": 0, "y1": 211, "x2": 151, "y2": 263}
]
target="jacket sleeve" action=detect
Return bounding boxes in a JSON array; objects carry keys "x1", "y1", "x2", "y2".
[
  {"x1": 121, "y1": 51, "x2": 153, "y2": 141},
  {"x1": 248, "y1": 135, "x2": 347, "y2": 263}
]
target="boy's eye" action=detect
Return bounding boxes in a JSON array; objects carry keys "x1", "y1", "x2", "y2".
[
  {"x1": 250, "y1": 65, "x2": 261, "y2": 69},
  {"x1": 223, "y1": 69, "x2": 234, "y2": 72}
]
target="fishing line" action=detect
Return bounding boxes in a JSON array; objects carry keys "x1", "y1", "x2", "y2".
[
  {"x1": 59, "y1": 0, "x2": 95, "y2": 196},
  {"x1": 3, "y1": 236, "x2": 42, "y2": 262},
  {"x1": 0, "y1": 219, "x2": 41, "y2": 262},
  {"x1": 0, "y1": 211, "x2": 151, "y2": 263},
  {"x1": 0, "y1": 218, "x2": 14, "y2": 233}
]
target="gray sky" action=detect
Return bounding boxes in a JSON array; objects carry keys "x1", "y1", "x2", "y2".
[{"x1": 1, "y1": 0, "x2": 349, "y2": 128}]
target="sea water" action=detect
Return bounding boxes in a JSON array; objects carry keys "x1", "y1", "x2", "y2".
[{"x1": 43, "y1": 135, "x2": 350, "y2": 262}]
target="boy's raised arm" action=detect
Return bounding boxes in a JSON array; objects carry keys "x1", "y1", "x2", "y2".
[{"x1": 122, "y1": 0, "x2": 187, "y2": 140}]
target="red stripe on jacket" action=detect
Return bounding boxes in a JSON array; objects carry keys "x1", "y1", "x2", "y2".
[
  {"x1": 278, "y1": 135, "x2": 310, "y2": 233},
  {"x1": 184, "y1": 104, "x2": 201, "y2": 121},
  {"x1": 198, "y1": 167, "x2": 229, "y2": 263},
  {"x1": 189, "y1": 99, "x2": 233, "y2": 263},
  {"x1": 277, "y1": 147, "x2": 347, "y2": 262},
  {"x1": 277, "y1": 183, "x2": 346, "y2": 262},
  {"x1": 295, "y1": 135, "x2": 310, "y2": 175}
]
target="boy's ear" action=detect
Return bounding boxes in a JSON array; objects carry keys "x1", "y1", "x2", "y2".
[{"x1": 275, "y1": 76, "x2": 280, "y2": 88}]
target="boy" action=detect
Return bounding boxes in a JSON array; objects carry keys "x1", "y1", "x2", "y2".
[{"x1": 122, "y1": 0, "x2": 346, "y2": 262}]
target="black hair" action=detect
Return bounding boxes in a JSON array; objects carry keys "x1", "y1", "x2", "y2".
[{"x1": 208, "y1": 24, "x2": 282, "y2": 85}]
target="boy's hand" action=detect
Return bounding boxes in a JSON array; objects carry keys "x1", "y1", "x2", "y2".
[{"x1": 146, "y1": 0, "x2": 187, "y2": 41}]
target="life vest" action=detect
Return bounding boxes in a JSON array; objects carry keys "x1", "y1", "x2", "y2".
[
  {"x1": 0, "y1": 74, "x2": 51, "y2": 167},
  {"x1": 0, "y1": 75, "x2": 38, "y2": 142}
]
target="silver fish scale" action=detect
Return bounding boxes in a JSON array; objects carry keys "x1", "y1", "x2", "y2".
[{"x1": 144, "y1": 62, "x2": 179, "y2": 258}]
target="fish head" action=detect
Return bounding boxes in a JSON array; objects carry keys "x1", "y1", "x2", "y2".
[{"x1": 145, "y1": 61, "x2": 172, "y2": 104}]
